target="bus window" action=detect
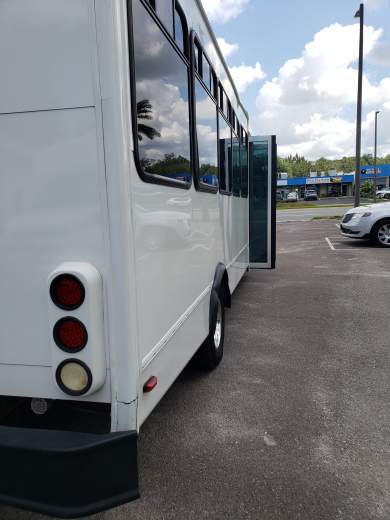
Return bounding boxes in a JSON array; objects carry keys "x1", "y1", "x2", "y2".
[
  {"x1": 132, "y1": 0, "x2": 191, "y2": 185},
  {"x1": 230, "y1": 109, "x2": 235, "y2": 128},
  {"x1": 194, "y1": 40, "x2": 201, "y2": 73},
  {"x1": 211, "y1": 70, "x2": 217, "y2": 100},
  {"x1": 195, "y1": 79, "x2": 218, "y2": 189},
  {"x1": 241, "y1": 132, "x2": 248, "y2": 198},
  {"x1": 232, "y1": 136, "x2": 241, "y2": 196},
  {"x1": 219, "y1": 84, "x2": 224, "y2": 112},
  {"x1": 218, "y1": 113, "x2": 232, "y2": 193},
  {"x1": 174, "y1": 3, "x2": 187, "y2": 56},
  {"x1": 155, "y1": 1, "x2": 174, "y2": 35},
  {"x1": 202, "y1": 55, "x2": 211, "y2": 91},
  {"x1": 225, "y1": 99, "x2": 231, "y2": 122}
]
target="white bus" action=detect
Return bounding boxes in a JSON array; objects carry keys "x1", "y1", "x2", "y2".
[{"x1": 0, "y1": 0, "x2": 276, "y2": 517}]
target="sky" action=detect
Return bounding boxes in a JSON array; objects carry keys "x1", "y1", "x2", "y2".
[{"x1": 203, "y1": 0, "x2": 390, "y2": 160}]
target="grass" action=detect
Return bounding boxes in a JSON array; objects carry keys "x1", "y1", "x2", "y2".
[
  {"x1": 312, "y1": 216, "x2": 341, "y2": 220},
  {"x1": 277, "y1": 202, "x2": 318, "y2": 209},
  {"x1": 276, "y1": 202, "x2": 352, "y2": 210}
]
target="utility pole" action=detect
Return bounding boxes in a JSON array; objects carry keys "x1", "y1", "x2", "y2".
[
  {"x1": 354, "y1": 3, "x2": 364, "y2": 208},
  {"x1": 374, "y1": 110, "x2": 380, "y2": 203}
]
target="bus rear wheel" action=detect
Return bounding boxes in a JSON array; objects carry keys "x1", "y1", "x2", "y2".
[{"x1": 197, "y1": 291, "x2": 225, "y2": 371}]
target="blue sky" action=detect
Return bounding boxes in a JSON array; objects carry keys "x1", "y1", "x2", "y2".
[{"x1": 204, "y1": 0, "x2": 390, "y2": 160}]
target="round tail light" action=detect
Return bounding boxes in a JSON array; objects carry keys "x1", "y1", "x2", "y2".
[
  {"x1": 56, "y1": 360, "x2": 92, "y2": 396},
  {"x1": 50, "y1": 274, "x2": 85, "y2": 310},
  {"x1": 53, "y1": 318, "x2": 88, "y2": 353}
]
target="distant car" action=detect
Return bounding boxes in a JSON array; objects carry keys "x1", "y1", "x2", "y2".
[
  {"x1": 340, "y1": 202, "x2": 390, "y2": 247},
  {"x1": 287, "y1": 191, "x2": 299, "y2": 202},
  {"x1": 304, "y1": 190, "x2": 318, "y2": 201},
  {"x1": 376, "y1": 187, "x2": 390, "y2": 199},
  {"x1": 276, "y1": 190, "x2": 283, "y2": 202}
]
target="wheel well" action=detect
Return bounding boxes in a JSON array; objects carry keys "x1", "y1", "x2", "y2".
[
  {"x1": 212, "y1": 263, "x2": 231, "y2": 308},
  {"x1": 370, "y1": 217, "x2": 390, "y2": 235}
]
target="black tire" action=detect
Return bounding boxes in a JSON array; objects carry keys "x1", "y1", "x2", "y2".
[
  {"x1": 197, "y1": 291, "x2": 225, "y2": 371},
  {"x1": 371, "y1": 219, "x2": 390, "y2": 248}
]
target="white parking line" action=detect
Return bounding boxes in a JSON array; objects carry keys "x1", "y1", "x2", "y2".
[
  {"x1": 325, "y1": 235, "x2": 367, "y2": 252},
  {"x1": 325, "y1": 237, "x2": 335, "y2": 251}
]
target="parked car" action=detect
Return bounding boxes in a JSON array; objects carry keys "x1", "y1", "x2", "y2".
[
  {"x1": 328, "y1": 188, "x2": 340, "y2": 197},
  {"x1": 376, "y1": 187, "x2": 390, "y2": 199},
  {"x1": 304, "y1": 190, "x2": 319, "y2": 201},
  {"x1": 340, "y1": 202, "x2": 390, "y2": 247},
  {"x1": 276, "y1": 190, "x2": 283, "y2": 202},
  {"x1": 287, "y1": 191, "x2": 299, "y2": 202}
]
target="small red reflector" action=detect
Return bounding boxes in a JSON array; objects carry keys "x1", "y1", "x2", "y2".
[
  {"x1": 143, "y1": 376, "x2": 158, "y2": 393},
  {"x1": 50, "y1": 274, "x2": 85, "y2": 310},
  {"x1": 53, "y1": 318, "x2": 88, "y2": 352}
]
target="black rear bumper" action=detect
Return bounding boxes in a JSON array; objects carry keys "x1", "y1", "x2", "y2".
[{"x1": 0, "y1": 426, "x2": 139, "y2": 518}]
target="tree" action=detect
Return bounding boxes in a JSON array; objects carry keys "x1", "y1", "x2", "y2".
[
  {"x1": 137, "y1": 99, "x2": 161, "y2": 141},
  {"x1": 360, "y1": 180, "x2": 374, "y2": 197},
  {"x1": 277, "y1": 153, "x2": 389, "y2": 177}
]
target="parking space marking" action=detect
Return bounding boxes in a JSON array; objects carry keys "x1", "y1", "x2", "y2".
[
  {"x1": 325, "y1": 235, "x2": 371, "y2": 252},
  {"x1": 325, "y1": 237, "x2": 335, "y2": 251}
]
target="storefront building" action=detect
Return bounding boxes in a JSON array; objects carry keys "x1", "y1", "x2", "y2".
[{"x1": 277, "y1": 165, "x2": 390, "y2": 198}]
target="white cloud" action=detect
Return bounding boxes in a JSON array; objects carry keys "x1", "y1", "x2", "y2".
[
  {"x1": 217, "y1": 37, "x2": 239, "y2": 58},
  {"x1": 230, "y1": 62, "x2": 266, "y2": 93},
  {"x1": 203, "y1": 0, "x2": 250, "y2": 24},
  {"x1": 368, "y1": 41, "x2": 390, "y2": 66},
  {"x1": 254, "y1": 22, "x2": 390, "y2": 159},
  {"x1": 366, "y1": 0, "x2": 390, "y2": 10}
]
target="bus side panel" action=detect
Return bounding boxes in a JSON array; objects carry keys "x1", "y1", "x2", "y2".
[
  {"x1": 131, "y1": 182, "x2": 222, "y2": 366},
  {"x1": 229, "y1": 196, "x2": 249, "y2": 293},
  {"x1": 137, "y1": 292, "x2": 209, "y2": 426},
  {"x1": 220, "y1": 195, "x2": 249, "y2": 294},
  {"x1": 0, "y1": 108, "x2": 111, "y2": 402},
  {"x1": 0, "y1": 0, "x2": 95, "y2": 114}
]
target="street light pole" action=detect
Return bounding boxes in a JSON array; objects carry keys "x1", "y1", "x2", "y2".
[
  {"x1": 374, "y1": 110, "x2": 380, "y2": 203},
  {"x1": 354, "y1": 3, "x2": 364, "y2": 208}
]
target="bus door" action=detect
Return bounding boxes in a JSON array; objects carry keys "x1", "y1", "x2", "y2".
[{"x1": 249, "y1": 135, "x2": 277, "y2": 269}]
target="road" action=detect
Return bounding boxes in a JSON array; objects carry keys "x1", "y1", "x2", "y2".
[
  {"x1": 3, "y1": 221, "x2": 390, "y2": 520},
  {"x1": 277, "y1": 205, "x2": 349, "y2": 222}
]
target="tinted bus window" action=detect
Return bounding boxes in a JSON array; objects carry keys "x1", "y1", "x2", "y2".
[
  {"x1": 174, "y1": 5, "x2": 185, "y2": 54},
  {"x1": 219, "y1": 113, "x2": 231, "y2": 193},
  {"x1": 195, "y1": 80, "x2": 218, "y2": 188},
  {"x1": 156, "y1": 1, "x2": 173, "y2": 35},
  {"x1": 232, "y1": 136, "x2": 241, "y2": 196},
  {"x1": 219, "y1": 85, "x2": 224, "y2": 112},
  {"x1": 194, "y1": 41, "x2": 201, "y2": 73},
  {"x1": 132, "y1": 0, "x2": 191, "y2": 184},
  {"x1": 202, "y1": 56, "x2": 211, "y2": 90},
  {"x1": 241, "y1": 136, "x2": 248, "y2": 198}
]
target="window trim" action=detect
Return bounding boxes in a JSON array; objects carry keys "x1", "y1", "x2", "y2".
[
  {"x1": 127, "y1": 0, "x2": 193, "y2": 190},
  {"x1": 191, "y1": 31, "x2": 219, "y2": 194}
]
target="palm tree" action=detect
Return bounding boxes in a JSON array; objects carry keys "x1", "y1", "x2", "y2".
[{"x1": 137, "y1": 100, "x2": 161, "y2": 141}]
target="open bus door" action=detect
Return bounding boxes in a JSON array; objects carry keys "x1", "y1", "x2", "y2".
[{"x1": 249, "y1": 135, "x2": 277, "y2": 269}]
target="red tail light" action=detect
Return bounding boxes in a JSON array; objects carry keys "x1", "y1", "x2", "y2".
[
  {"x1": 50, "y1": 274, "x2": 85, "y2": 310},
  {"x1": 53, "y1": 318, "x2": 88, "y2": 353}
]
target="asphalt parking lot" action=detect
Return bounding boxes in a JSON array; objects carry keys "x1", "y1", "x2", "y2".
[{"x1": 3, "y1": 220, "x2": 390, "y2": 520}]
